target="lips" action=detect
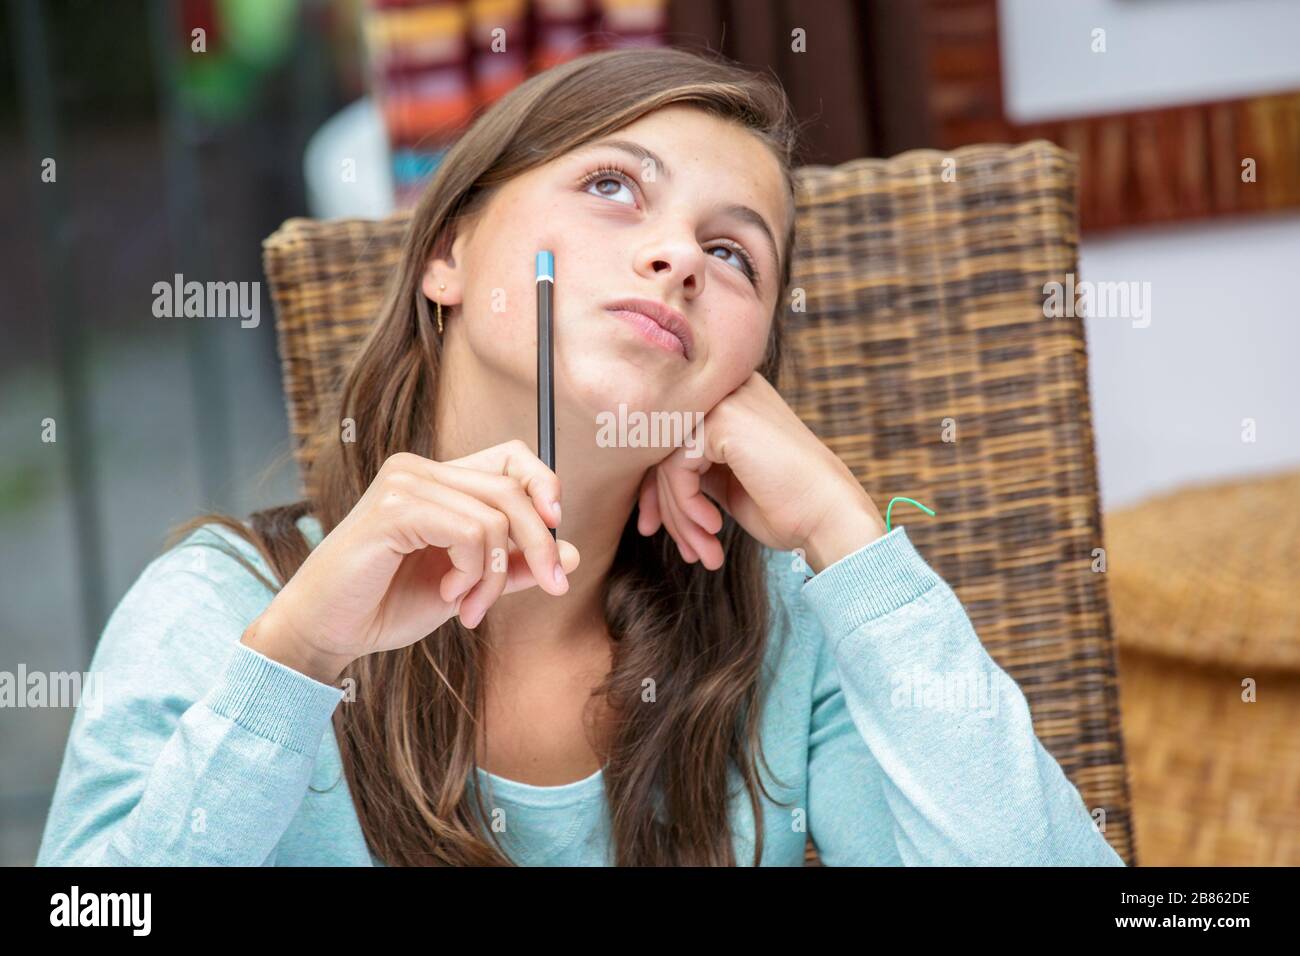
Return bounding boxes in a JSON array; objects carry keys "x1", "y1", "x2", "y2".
[{"x1": 603, "y1": 298, "x2": 694, "y2": 360}]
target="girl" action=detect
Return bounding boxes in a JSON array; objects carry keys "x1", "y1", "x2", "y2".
[{"x1": 37, "y1": 47, "x2": 1124, "y2": 867}]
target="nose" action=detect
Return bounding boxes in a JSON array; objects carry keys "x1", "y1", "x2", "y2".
[{"x1": 637, "y1": 222, "x2": 706, "y2": 299}]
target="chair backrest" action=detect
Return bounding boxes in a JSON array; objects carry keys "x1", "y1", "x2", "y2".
[{"x1": 263, "y1": 140, "x2": 1136, "y2": 866}]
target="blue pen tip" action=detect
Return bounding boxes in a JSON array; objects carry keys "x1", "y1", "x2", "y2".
[{"x1": 536, "y1": 250, "x2": 554, "y2": 280}]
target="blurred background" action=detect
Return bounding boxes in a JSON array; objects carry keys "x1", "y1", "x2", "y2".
[{"x1": 2, "y1": 0, "x2": 1298, "y2": 866}]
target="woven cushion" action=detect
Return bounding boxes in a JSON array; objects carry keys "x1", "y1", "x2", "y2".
[
  {"x1": 263, "y1": 139, "x2": 1136, "y2": 865},
  {"x1": 1105, "y1": 468, "x2": 1300, "y2": 865},
  {"x1": 1104, "y1": 468, "x2": 1300, "y2": 671}
]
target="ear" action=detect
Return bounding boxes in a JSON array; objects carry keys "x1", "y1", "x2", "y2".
[{"x1": 421, "y1": 229, "x2": 469, "y2": 305}]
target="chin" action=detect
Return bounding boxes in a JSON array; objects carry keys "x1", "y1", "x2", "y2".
[{"x1": 559, "y1": 363, "x2": 670, "y2": 419}]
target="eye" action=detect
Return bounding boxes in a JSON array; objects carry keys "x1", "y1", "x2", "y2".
[
  {"x1": 578, "y1": 161, "x2": 761, "y2": 288},
  {"x1": 579, "y1": 165, "x2": 639, "y2": 207},
  {"x1": 708, "y1": 241, "x2": 759, "y2": 285}
]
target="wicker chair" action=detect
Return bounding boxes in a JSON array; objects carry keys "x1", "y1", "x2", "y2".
[{"x1": 262, "y1": 139, "x2": 1137, "y2": 866}]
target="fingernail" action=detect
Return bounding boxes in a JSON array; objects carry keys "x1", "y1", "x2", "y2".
[
  {"x1": 553, "y1": 563, "x2": 567, "y2": 588},
  {"x1": 551, "y1": 501, "x2": 561, "y2": 521}
]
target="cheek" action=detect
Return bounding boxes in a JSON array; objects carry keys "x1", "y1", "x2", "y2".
[
  {"x1": 497, "y1": 203, "x2": 604, "y2": 314},
  {"x1": 467, "y1": 275, "x2": 529, "y2": 335},
  {"x1": 460, "y1": 229, "x2": 600, "y2": 370},
  {"x1": 462, "y1": 222, "x2": 544, "y2": 334},
  {"x1": 689, "y1": 311, "x2": 771, "y2": 408},
  {"x1": 713, "y1": 306, "x2": 772, "y2": 374},
  {"x1": 458, "y1": 265, "x2": 533, "y2": 373},
  {"x1": 541, "y1": 213, "x2": 608, "y2": 296}
]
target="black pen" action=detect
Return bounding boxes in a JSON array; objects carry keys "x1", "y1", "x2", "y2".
[{"x1": 536, "y1": 250, "x2": 556, "y2": 539}]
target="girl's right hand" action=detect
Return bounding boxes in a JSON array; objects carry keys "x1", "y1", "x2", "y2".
[{"x1": 242, "y1": 442, "x2": 579, "y2": 683}]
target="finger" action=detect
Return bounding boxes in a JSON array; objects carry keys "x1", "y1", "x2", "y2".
[
  {"x1": 411, "y1": 480, "x2": 514, "y2": 616},
  {"x1": 430, "y1": 463, "x2": 568, "y2": 598},
  {"x1": 455, "y1": 501, "x2": 511, "y2": 630},
  {"x1": 660, "y1": 448, "x2": 724, "y2": 534},
  {"x1": 393, "y1": 475, "x2": 534, "y2": 628},
  {"x1": 379, "y1": 477, "x2": 489, "y2": 602},
  {"x1": 637, "y1": 471, "x2": 662, "y2": 535},
  {"x1": 699, "y1": 466, "x2": 733, "y2": 515},
  {"x1": 656, "y1": 467, "x2": 701, "y2": 564},
  {"x1": 652, "y1": 466, "x2": 692, "y2": 559},
  {"x1": 385, "y1": 450, "x2": 564, "y2": 597},
  {"x1": 657, "y1": 466, "x2": 725, "y2": 570},
  {"x1": 442, "y1": 439, "x2": 563, "y2": 530},
  {"x1": 381, "y1": 471, "x2": 534, "y2": 617},
  {"x1": 500, "y1": 538, "x2": 581, "y2": 595}
]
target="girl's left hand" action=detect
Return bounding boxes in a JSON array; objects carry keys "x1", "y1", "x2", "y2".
[{"x1": 636, "y1": 371, "x2": 888, "y2": 574}]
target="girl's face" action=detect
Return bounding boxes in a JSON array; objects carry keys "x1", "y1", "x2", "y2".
[{"x1": 428, "y1": 105, "x2": 792, "y2": 431}]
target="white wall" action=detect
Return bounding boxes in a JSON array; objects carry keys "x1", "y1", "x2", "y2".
[
  {"x1": 998, "y1": 0, "x2": 1300, "y2": 507},
  {"x1": 999, "y1": 0, "x2": 1300, "y2": 122},
  {"x1": 1079, "y1": 212, "x2": 1300, "y2": 510}
]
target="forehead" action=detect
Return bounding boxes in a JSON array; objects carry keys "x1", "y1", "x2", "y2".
[{"x1": 585, "y1": 106, "x2": 785, "y2": 197}]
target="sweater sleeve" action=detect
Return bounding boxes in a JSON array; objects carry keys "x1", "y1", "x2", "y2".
[
  {"x1": 793, "y1": 525, "x2": 1126, "y2": 866},
  {"x1": 36, "y1": 532, "x2": 345, "y2": 867}
]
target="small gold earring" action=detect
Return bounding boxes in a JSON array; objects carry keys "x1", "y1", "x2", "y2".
[{"x1": 436, "y1": 283, "x2": 447, "y2": 333}]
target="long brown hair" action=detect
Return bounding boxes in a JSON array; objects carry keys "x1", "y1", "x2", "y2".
[{"x1": 167, "y1": 46, "x2": 803, "y2": 865}]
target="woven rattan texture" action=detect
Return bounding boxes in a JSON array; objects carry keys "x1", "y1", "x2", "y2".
[{"x1": 1106, "y1": 468, "x2": 1300, "y2": 865}]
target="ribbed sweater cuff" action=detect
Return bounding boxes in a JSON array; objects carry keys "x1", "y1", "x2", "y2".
[
  {"x1": 206, "y1": 642, "x2": 345, "y2": 756},
  {"x1": 800, "y1": 524, "x2": 942, "y2": 647}
]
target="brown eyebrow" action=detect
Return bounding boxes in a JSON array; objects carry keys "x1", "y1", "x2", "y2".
[
  {"x1": 585, "y1": 138, "x2": 674, "y2": 183},
  {"x1": 581, "y1": 137, "x2": 783, "y2": 282},
  {"x1": 717, "y1": 202, "x2": 781, "y2": 283}
]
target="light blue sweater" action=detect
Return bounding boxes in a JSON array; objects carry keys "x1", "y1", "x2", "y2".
[{"x1": 36, "y1": 514, "x2": 1126, "y2": 866}]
